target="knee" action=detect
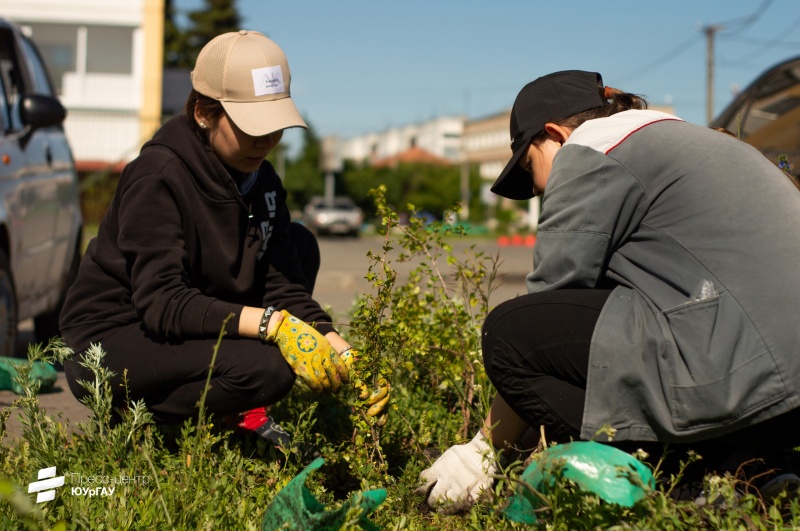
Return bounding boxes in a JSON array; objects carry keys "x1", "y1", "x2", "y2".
[
  {"x1": 221, "y1": 355, "x2": 296, "y2": 404},
  {"x1": 481, "y1": 300, "x2": 518, "y2": 375},
  {"x1": 63, "y1": 358, "x2": 91, "y2": 402},
  {"x1": 482, "y1": 297, "x2": 522, "y2": 341}
]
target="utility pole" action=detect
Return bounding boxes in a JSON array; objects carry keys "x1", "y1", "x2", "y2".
[
  {"x1": 320, "y1": 136, "x2": 342, "y2": 204},
  {"x1": 460, "y1": 160, "x2": 470, "y2": 221},
  {"x1": 701, "y1": 2, "x2": 768, "y2": 124},
  {"x1": 703, "y1": 24, "x2": 724, "y2": 125}
]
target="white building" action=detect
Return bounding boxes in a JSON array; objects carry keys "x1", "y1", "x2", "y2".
[
  {"x1": 461, "y1": 109, "x2": 543, "y2": 229},
  {"x1": 4, "y1": 0, "x2": 164, "y2": 172},
  {"x1": 340, "y1": 115, "x2": 465, "y2": 164}
]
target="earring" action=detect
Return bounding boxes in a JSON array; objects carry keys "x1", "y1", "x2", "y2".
[{"x1": 199, "y1": 122, "x2": 208, "y2": 129}]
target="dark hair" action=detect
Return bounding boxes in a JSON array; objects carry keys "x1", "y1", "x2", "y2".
[
  {"x1": 532, "y1": 87, "x2": 648, "y2": 143},
  {"x1": 568, "y1": 87, "x2": 648, "y2": 124},
  {"x1": 184, "y1": 89, "x2": 225, "y2": 142}
]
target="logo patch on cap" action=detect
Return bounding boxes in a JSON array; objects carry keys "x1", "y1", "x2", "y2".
[{"x1": 251, "y1": 66, "x2": 285, "y2": 96}]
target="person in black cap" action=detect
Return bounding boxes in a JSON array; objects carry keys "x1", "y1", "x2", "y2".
[{"x1": 419, "y1": 70, "x2": 800, "y2": 511}]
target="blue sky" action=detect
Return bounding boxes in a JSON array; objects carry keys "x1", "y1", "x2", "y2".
[{"x1": 177, "y1": 0, "x2": 800, "y2": 150}]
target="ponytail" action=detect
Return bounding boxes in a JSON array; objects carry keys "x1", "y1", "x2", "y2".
[
  {"x1": 601, "y1": 86, "x2": 648, "y2": 113},
  {"x1": 553, "y1": 86, "x2": 648, "y2": 130}
]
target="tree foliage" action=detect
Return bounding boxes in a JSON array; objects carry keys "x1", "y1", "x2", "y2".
[
  {"x1": 343, "y1": 162, "x2": 474, "y2": 221},
  {"x1": 267, "y1": 122, "x2": 326, "y2": 211},
  {"x1": 163, "y1": 0, "x2": 186, "y2": 68},
  {"x1": 163, "y1": 0, "x2": 242, "y2": 68}
]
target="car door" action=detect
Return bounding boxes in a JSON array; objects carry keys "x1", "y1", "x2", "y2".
[
  {"x1": 0, "y1": 25, "x2": 61, "y2": 315},
  {"x1": 18, "y1": 32, "x2": 80, "y2": 315}
]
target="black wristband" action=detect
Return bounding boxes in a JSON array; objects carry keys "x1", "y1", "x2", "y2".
[{"x1": 258, "y1": 306, "x2": 276, "y2": 343}]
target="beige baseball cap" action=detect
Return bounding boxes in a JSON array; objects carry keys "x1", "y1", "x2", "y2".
[{"x1": 192, "y1": 30, "x2": 307, "y2": 137}]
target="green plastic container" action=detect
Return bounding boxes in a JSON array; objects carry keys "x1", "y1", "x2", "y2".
[{"x1": 0, "y1": 357, "x2": 58, "y2": 395}]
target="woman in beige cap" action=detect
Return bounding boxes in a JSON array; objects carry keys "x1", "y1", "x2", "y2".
[{"x1": 59, "y1": 31, "x2": 389, "y2": 445}]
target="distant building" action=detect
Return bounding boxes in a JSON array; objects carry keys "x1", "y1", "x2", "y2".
[
  {"x1": 5, "y1": 0, "x2": 164, "y2": 173},
  {"x1": 371, "y1": 145, "x2": 451, "y2": 168},
  {"x1": 339, "y1": 116, "x2": 464, "y2": 165},
  {"x1": 461, "y1": 108, "x2": 538, "y2": 228},
  {"x1": 462, "y1": 109, "x2": 512, "y2": 185}
]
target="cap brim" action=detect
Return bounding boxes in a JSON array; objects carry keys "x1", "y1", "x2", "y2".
[
  {"x1": 222, "y1": 97, "x2": 308, "y2": 137},
  {"x1": 490, "y1": 142, "x2": 534, "y2": 200}
]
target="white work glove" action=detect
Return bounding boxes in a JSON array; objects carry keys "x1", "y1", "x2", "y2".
[{"x1": 418, "y1": 431, "x2": 497, "y2": 513}]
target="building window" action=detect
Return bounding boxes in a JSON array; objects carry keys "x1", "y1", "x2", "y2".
[
  {"x1": 444, "y1": 147, "x2": 460, "y2": 159},
  {"x1": 26, "y1": 23, "x2": 77, "y2": 94},
  {"x1": 87, "y1": 26, "x2": 133, "y2": 74}
]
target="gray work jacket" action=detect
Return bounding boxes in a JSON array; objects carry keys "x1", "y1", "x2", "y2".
[{"x1": 527, "y1": 110, "x2": 800, "y2": 442}]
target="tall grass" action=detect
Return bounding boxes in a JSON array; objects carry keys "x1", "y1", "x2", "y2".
[{"x1": 0, "y1": 188, "x2": 798, "y2": 529}]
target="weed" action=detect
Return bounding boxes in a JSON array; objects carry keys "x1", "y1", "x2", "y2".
[{"x1": 0, "y1": 191, "x2": 798, "y2": 529}]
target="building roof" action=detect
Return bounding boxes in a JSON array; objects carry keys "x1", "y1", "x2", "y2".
[
  {"x1": 371, "y1": 145, "x2": 451, "y2": 168},
  {"x1": 75, "y1": 159, "x2": 128, "y2": 174}
]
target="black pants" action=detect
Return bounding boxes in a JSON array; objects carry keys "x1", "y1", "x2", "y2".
[
  {"x1": 64, "y1": 223, "x2": 320, "y2": 423},
  {"x1": 482, "y1": 289, "x2": 800, "y2": 472},
  {"x1": 482, "y1": 289, "x2": 608, "y2": 443}
]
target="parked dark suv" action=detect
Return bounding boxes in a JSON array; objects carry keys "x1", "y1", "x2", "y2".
[{"x1": 0, "y1": 19, "x2": 83, "y2": 356}]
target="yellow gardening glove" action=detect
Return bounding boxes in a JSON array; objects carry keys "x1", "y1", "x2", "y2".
[
  {"x1": 266, "y1": 311, "x2": 349, "y2": 394},
  {"x1": 340, "y1": 348, "x2": 391, "y2": 426}
]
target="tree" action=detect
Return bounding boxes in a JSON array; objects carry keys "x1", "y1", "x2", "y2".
[
  {"x1": 342, "y1": 161, "x2": 483, "y2": 222},
  {"x1": 185, "y1": 0, "x2": 241, "y2": 63},
  {"x1": 164, "y1": 0, "x2": 241, "y2": 68},
  {"x1": 163, "y1": 0, "x2": 188, "y2": 68},
  {"x1": 280, "y1": 121, "x2": 325, "y2": 210}
]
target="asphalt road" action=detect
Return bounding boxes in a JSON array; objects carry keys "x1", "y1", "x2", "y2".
[
  {"x1": 313, "y1": 233, "x2": 533, "y2": 320},
  {"x1": 0, "y1": 234, "x2": 535, "y2": 441}
]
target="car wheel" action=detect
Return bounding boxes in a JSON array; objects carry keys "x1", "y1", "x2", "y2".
[
  {"x1": 0, "y1": 250, "x2": 18, "y2": 358},
  {"x1": 34, "y1": 245, "x2": 80, "y2": 344}
]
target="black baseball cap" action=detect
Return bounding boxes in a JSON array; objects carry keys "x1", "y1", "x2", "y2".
[{"x1": 491, "y1": 70, "x2": 605, "y2": 200}]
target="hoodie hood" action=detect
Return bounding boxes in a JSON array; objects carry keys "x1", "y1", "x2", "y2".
[{"x1": 143, "y1": 115, "x2": 251, "y2": 203}]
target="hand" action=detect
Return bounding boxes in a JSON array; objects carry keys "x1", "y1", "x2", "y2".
[
  {"x1": 340, "y1": 348, "x2": 391, "y2": 426},
  {"x1": 266, "y1": 310, "x2": 349, "y2": 394},
  {"x1": 417, "y1": 431, "x2": 497, "y2": 513}
]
